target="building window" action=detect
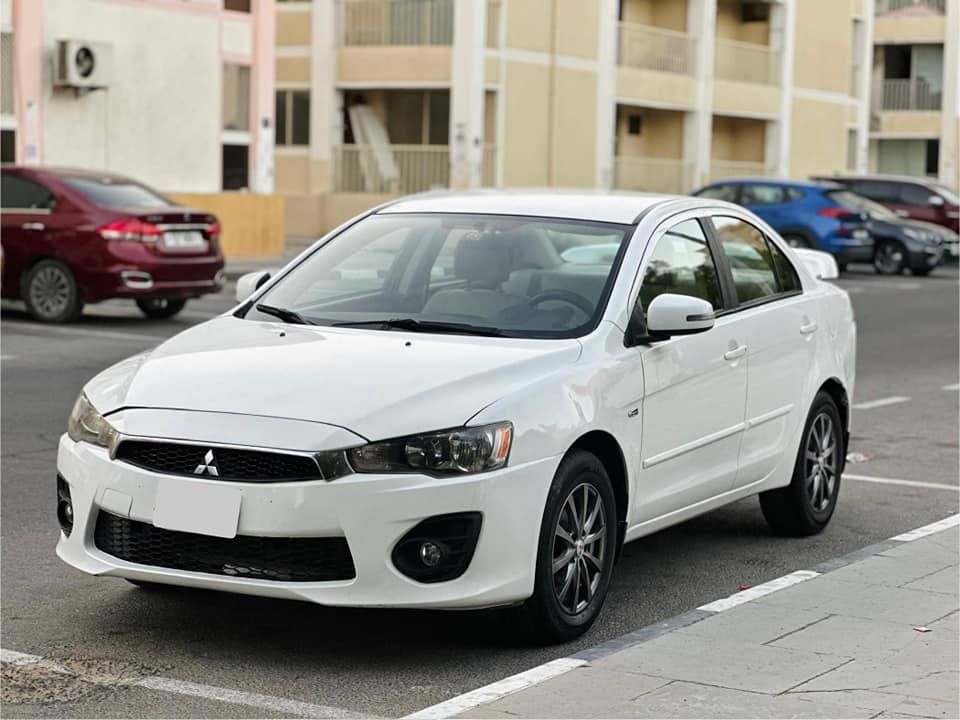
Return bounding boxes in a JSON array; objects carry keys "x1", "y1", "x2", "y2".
[
  {"x1": 224, "y1": 0, "x2": 251, "y2": 12},
  {"x1": 275, "y1": 91, "x2": 310, "y2": 146},
  {"x1": 1, "y1": 32, "x2": 13, "y2": 117},
  {"x1": 1, "y1": 129, "x2": 14, "y2": 163},
  {"x1": 223, "y1": 63, "x2": 251, "y2": 132},
  {"x1": 926, "y1": 139, "x2": 939, "y2": 176},
  {"x1": 222, "y1": 144, "x2": 249, "y2": 190},
  {"x1": 847, "y1": 129, "x2": 858, "y2": 171}
]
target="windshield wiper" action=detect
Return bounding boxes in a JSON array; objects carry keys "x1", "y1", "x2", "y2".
[
  {"x1": 332, "y1": 318, "x2": 505, "y2": 337},
  {"x1": 255, "y1": 303, "x2": 316, "y2": 325}
]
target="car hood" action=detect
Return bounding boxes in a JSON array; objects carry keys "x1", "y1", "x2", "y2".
[{"x1": 85, "y1": 316, "x2": 582, "y2": 441}]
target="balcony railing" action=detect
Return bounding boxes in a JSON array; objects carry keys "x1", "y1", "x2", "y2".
[
  {"x1": 340, "y1": 0, "x2": 454, "y2": 46},
  {"x1": 709, "y1": 161, "x2": 772, "y2": 182},
  {"x1": 874, "y1": 78, "x2": 942, "y2": 111},
  {"x1": 714, "y1": 38, "x2": 780, "y2": 85},
  {"x1": 334, "y1": 144, "x2": 498, "y2": 193},
  {"x1": 617, "y1": 23, "x2": 696, "y2": 75},
  {"x1": 613, "y1": 157, "x2": 692, "y2": 195},
  {"x1": 875, "y1": 0, "x2": 945, "y2": 14}
]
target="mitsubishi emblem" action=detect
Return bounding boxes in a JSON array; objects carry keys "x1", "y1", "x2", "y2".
[{"x1": 194, "y1": 449, "x2": 220, "y2": 476}]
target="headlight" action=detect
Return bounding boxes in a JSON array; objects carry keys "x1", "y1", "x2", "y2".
[
  {"x1": 348, "y1": 422, "x2": 513, "y2": 475},
  {"x1": 903, "y1": 228, "x2": 932, "y2": 242},
  {"x1": 67, "y1": 392, "x2": 118, "y2": 449}
]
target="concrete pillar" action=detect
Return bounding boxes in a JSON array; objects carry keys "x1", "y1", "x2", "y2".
[
  {"x1": 250, "y1": 0, "x2": 275, "y2": 193},
  {"x1": 311, "y1": 0, "x2": 339, "y2": 194},
  {"x1": 687, "y1": 0, "x2": 717, "y2": 188},
  {"x1": 595, "y1": 0, "x2": 618, "y2": 190},
  {"x1": 449, "y1": 0, "x2": 486, "y2": 189},
  {"x1": 771, "y1": 0, "x2": 795, "y2": 177},
  {"x1": 940, "y1": 0, "x2": 958, "y2": 186},
  {"x1": 855, "y1": 0, "x2": 875, "y2": 174}
]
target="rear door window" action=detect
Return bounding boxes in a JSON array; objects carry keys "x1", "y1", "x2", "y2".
[
  {"x1": 696, "y1": 184, "x2": 740, "y2": 203},
  {"x1": 900, "y1": 184, "x2": 932, "y2": 205},
  {"x1": 851, "y1": 181, "x2": 899, "y2": 203},
  {"x1": 712, "y1": 216, "x2": 780, "y2": 304},
  {"x1": 0, "y1": 174, "x2": 56, "y2": 212},
  {"x1": 741, "y1": 184, "x2": 785, "y2": 205}
]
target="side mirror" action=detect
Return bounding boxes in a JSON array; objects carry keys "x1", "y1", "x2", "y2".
[
  {"x1": 929, "y1": 195, "x2": 945, "y2": 208},
  {"x1": 793, "y1": 248, "x2": 839, "y2": 280},
  {"x1": 646, "y1": 294, "x2": 715, "y2": 338},
  {"x1": 236, "y1": 270, "x2": 271, "y2": 303}
]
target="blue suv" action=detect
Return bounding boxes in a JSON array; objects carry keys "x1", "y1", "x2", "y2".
[{"x1": 692, "y1": 179, "x2": 873, "y2": 270}]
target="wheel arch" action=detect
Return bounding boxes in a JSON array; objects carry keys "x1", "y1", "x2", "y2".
[
  {"x1": 565, "y1": 430, "x2": 629, "y2": 557},
  {"x1": 818, "y1": 377, "x2": 850, "y2": 472}
]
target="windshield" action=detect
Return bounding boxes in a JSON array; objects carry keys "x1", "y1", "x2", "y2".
[
  {"x1": 246, "y1": 213, "x2": 633, "y2": 339},
  {"x1": 826, "y1": 190, "x2": 897, "y2": 219},
  {"x1": 64, "y1": 176, "x2": 173, "y2": 209}
]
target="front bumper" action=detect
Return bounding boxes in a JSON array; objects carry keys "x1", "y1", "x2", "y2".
[{"x1": 55, "y1": 434, "x2": 557, "y2": 609}]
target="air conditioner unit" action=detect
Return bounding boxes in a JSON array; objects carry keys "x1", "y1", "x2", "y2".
[{"x1": 55, "y1": 39, "x2": 111, "y2": 89}]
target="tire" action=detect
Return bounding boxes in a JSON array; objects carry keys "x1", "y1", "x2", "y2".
[
  {"x1": 873, "y1": 240, "x2": 907, "y2": 275},
  {"x1": 759, "y1": 391, "x2": 844, "y2": 536},
  {"x1": 783, "y1": 234, "x2": 812, "y2": 249},
  {"x1": 523, "y1": 450, "x2": 618, "y2": 643},
  {"x1": 22, "y1": 259, "x2": 83, "y2": 323},
  {"x1": 136, "y1": 297, "x2": 187, "y2": 319}
]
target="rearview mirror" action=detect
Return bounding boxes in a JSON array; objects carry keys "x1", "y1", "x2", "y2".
[
  {"x1": 793, "y1": 248, "x2": 839, "y2": 280},
  {"x1": 929, "y1": 195, "x2": 945, "y2": 207},
  {"x1": 236, "y1": 271, "x2": 272, "y2": 303},
  {"x1": 646, "y1": 294, "x2": 715, "y2": 338}
]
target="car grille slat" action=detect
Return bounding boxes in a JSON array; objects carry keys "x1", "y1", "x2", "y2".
[
  {"x1": 94, "y1": 512, "x2": 356, "y2": 582},
  {"x1": 115, "y1": 440, "x2": 322, "y2": 482}
]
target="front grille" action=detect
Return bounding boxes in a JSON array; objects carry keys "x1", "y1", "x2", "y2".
[
  {"x1": 115, "y1": 440, "x2": 321, "y2": 482},
  {"x1": 94, "y1": 512, "x2": 356, "y2": 582}
]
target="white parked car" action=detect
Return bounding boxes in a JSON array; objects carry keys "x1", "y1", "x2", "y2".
[{"x1": 57, "y1": 192, "x2": 856, "y2": 642}]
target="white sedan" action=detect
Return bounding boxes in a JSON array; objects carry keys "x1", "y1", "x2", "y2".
[{"x1": 57, "y1": 192, "x2": 856, "y2": 642}]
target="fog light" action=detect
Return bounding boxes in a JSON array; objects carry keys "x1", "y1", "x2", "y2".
[
  {"x1": 419, "y1": 541, "x2": 443, "y2": 567},
  {"x1": 56, "y1": 475, "x2": 73, "y2": 537}
]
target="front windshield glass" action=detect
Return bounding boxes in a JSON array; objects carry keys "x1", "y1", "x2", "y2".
[
  {"x1": 826, "y1": 190, "x2": 897, "y2": 220},
  {"x1": 246, "y1": 213, "x2": 633, "y2": 339},
  {"x1": 932, "y1": 184, "x2": 959, "y2": 205}
]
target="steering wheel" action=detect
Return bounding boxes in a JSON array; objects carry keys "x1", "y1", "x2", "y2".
[{"x1": 528, "y1": 289, "x2": 595, "y2": 317}]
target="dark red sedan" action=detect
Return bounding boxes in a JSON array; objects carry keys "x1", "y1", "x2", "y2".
[{"x1": 1, "y1": 167, "x2": 225, "y2": 322}]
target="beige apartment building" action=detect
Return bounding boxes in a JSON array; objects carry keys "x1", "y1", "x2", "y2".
[
  {"x1": 275, "y1": 0, "x2": 879, "y2": 236},
  {"x1": 868, "y1": 0, "x2": 958, "y2": 187}
]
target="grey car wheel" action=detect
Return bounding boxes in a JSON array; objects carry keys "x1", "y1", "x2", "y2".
[{"x1": 23, "y1": 260, "x2": 82, "y2": 323}]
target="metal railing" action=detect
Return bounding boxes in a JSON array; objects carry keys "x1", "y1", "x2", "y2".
[
  {"x1": 709, "y1": 161, "x2": 772, "y2": 182},
  {"x1": 874, "y1": 78, "x2": 942, "y2": 111},
  {"x1": 334, "y1": 145, "x2": 499, "y2": 193},
  {"x1": 340, "y1": 0, "x2": 454, "y2": 46},
  {"x1": 714, "y1": 38, "x2": 780, "y2": 85},
  {"x1": 875, "y1": 0, "x2": 945, "y2": 14},
  {"x1": 617, "y1": 23, "x2": 696, "y2": 75},
  {"x1": 613, "y1": 157, "x2": 692, "y2": 195}
]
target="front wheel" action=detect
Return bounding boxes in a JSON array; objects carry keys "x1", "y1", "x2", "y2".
[
  {"x1": 874, "y1": 240, "x2": 907, "y2": 275},
  {"x1": 759, "y1": 391, "x2": 843, "y2": 536},
  {"x1": 136, "y1": 297, "x2": 187, "y2": 319},
  {"x1": 523, "y1": 450, "x2": 617, "y2": 643}
]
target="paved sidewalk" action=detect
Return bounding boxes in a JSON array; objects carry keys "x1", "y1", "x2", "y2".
[{"x1": 457, "y1": 522, "x2": 960, "y2": 719}]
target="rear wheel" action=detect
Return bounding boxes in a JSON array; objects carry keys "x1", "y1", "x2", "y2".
[
  {"x1": 136, "y1": 297, "x2": 187, "y2": 319},
  {"x1": 523, "y1": 450, "x2": 617, "y2": 643},
  {"x1": 874, "y1": 240, "x2": 907, "y2": 275},
  {"x1": 23, "y1": 259, "x2": 83, "y2": 323},
  {"x1": 783, "y1": 234, "x2": 812, "y2": 249},
  {"x1": 760, "y1": 391, "x2": 843, "y2": 536}
]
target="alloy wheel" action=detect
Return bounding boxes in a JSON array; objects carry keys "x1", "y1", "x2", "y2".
[
  {"x1": 29, "y1": 266, "x2": 71, "y2": 318},
  {"x1": 551, "y1": 482, "x2": 607, "y2": 615},
  {"x1": 875, "y1": 242, "x2": 904, "y2": 274},
  {"x1": 804, "y1": 412, "x2": 837, "y2": 512}
]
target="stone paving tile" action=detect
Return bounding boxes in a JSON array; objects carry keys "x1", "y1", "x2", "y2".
[
  {"x1": 672, "y1": 603, "x2": 830, "y2": 646},
  {"x1": 903, "y1": 565, "x2": 960, "y2": 595},
  {"x1": 591, "y1": 633, "x2": 851, "y2": 695},
  {"x1": 783, "y1": 688, "x2": 907, "y2": 713},
  {"x1": 793, "y1": 660, "x2": 958, "y2": 703},
  {"x1": 878, "y1": 537, "x2": 958, "y2": 565},
  {"x1": 769, "y1": 614, "x2": 928, "y2": 658},
  {"x1": 825, "y1": 553, "x2": 955, "y2": 590},
  {"x1": 753, "y1": 575, "x2": 958, "y2": 625},
  {"x1": 888, "y1": 696, "x2": 960, "y2": 719}
]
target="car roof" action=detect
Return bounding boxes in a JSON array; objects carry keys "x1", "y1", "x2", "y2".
[
  {"x1": 818, "y1": 173, "x2": 940, "y2": 186},
  {"x1": 3, "y1": 165, "x2": 137, "y2": 183},
  {"x1": 376, "y1": 189, "x2": 684, "y2": 224},
  {"x1": 706, "y1": 177, "x2": 839, "y2": 190}
]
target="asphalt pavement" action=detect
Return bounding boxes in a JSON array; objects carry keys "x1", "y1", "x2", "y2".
[{"x1": 1, "y1": 265, "x2": 958, "y2": 718}]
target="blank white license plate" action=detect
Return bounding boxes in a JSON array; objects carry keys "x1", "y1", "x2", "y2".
[
  {"x1": 153, "y1": 482, "x2": 241, "y2": 538},
  {"x1": 852, "y1": 229, "x2": 869, "y2": 239},
  {"x1": 162, "y1": 230, "x2": 207, "y2": 251}
]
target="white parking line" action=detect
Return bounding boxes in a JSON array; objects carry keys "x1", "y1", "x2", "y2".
[
  {"x1": 697, "y1": 570, "x2": 821, "y2": 613},
  {"x1": 942, "y1": 383, "x2": 960, "y2": 391},
  {"x1": 844, "y1": 473, "x2": 959, "y2": 492},
  {"x1": 890, "y1": 514, "x2": 960, "y2": 541},
  {"x1": 0, "y1": 648, "x2": 371, "y2": 719},
  {"x1": 402, "y1": 658, "x2": 586, "y2": 720},
  {"x1": 852, "y1": 396, "x2": 910, "y2": 410}
]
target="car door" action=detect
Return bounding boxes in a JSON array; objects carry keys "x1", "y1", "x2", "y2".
[
  {"x1": 631, "y1": 216, "x2": 748, "y2": 523},
  {"x1": 0, "y1": 173, "x2": 58, "y2": 295},
  {"x1": 708, "y1": 214, "x2": 819, "y2": 489},
  {"x1": 897, "y1": 182, "x2": 941, "y2": 224}
]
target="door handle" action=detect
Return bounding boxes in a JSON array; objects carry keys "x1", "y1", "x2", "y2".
[
  {"x1": 800, "y1": 320, "x2": 818, "y2": 335},
  {"x1": 723, "y1": 345, "x2": 747, "y2": 361},
  {"x1": 21, "y1": 222, "x2": 45, "y2": 231}
]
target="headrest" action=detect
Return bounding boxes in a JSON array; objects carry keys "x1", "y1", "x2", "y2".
[{"x1": 454, "y1": 233, "x2": 511, "y2": 288}]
